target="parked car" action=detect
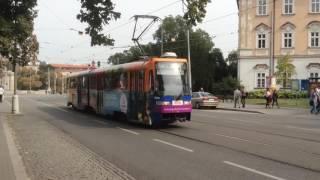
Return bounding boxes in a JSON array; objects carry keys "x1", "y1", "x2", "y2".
[{"x1": 192, "y1": 92, "x2": 219, "y2": 109}]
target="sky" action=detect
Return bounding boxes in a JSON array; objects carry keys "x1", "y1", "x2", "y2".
[{"x1": 34, "y1": 0, "x2": 239, "y2": 65}]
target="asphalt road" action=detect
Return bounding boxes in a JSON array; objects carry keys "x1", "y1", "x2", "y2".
[{"x1": 11, "y1": 95, "x2": 320, "y2": 180}]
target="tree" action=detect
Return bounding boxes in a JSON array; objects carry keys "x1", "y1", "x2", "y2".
[
  {"x1": 226, "y1": 50, "x2": 238, "y2": 78},
  {"x1": 275, "y1": 55, "x2": 296, "y2": 89},
  {"x1": 108, "y1": 16, "x2": 226, "y2": 92},
  {"x1": 183, "y1": 0, "x2": 211, "y2": 26},
  {"x1": 17, "y1": 67, "x2": 42, "y2": 90},
  {"x1": 0, "y1": 0, "x2": 39, "y2": 97},
  {"x1": 77, "y1": 0, "x2": 121, "y2": 46}
]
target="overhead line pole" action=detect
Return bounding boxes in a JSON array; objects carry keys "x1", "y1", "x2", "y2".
[{"x1": 182, "y1": 0, "x2": 192, "y2": 92}]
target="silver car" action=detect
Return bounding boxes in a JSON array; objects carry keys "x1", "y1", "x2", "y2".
[{"x1": 192, "y1": 92, "x2": 219, "y2": 109}]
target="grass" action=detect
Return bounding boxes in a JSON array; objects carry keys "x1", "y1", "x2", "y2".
[{"x1": 246, "y1": 98, "x2": 309, "y2": 109}]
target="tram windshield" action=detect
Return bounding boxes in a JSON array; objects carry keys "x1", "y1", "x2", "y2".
[{"x1": 155, "y1": 62, "x2": 189, "y2": 97}]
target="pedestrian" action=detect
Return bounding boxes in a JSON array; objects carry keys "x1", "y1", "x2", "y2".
[
  {"x1": 0, "y1": 86, "x2": 4, "y2": 103},
  {"x1": 240, "y1": 87, "x2": 247, "y2": 108},
  {"x1": 316, "y1": 87, "x2": 320, "y2": 114},
  {"x1": 200, "y1": 87, "x2": 204, "y2": 92},
  {"x1": 264, "y1": 88, "x2": 272, "y2": 108},
  {"x1": 272, "y1": 89, "x2": 279, "y2": 108},
  {"x1": 310, "y1": 87, "x2": 318, "y2": 114},
  {"x1": 233, "y1": 87, "x2": 241, "y2": 108}
]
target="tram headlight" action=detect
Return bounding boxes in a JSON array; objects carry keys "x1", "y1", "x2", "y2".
[
  {"x1": 183, "y1": 101, "x2": 191, "y2": 105},
  {"x1": 156, "y1": 101, "x2": 171, "y2": 106}
]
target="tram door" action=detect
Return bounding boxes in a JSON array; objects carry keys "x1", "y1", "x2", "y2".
[{"x1": 129, "y1": 71, "x2": 145, "y2": 121}]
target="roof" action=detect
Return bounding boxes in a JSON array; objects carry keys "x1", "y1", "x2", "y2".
[{"x1": 49, "y1": 64, "x2": 93, "y2": 69}]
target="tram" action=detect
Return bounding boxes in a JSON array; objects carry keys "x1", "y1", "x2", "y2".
[{"x1": 66, "y1": 53, "x2": 192, "y2": 126}]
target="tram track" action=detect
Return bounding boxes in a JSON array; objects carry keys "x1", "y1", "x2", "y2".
[
  {"x1": 25, "y1": 97, "x2": 320, "y2": 173},
  {"x1": 156, "y1": 128, "x2": 320, "y2": 173},
  {"x1": 192, "y1": 118, "x2": 320, "y2": 144}
]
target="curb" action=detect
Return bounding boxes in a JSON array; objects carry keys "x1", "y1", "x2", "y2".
[
  {"x1": 2, "y1": 115, "x2": 30, "y2": 180},
  {"x1": 217, "y1": 107, "x2": 264, "y2": 114}
]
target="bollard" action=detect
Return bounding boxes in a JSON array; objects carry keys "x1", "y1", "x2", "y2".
[{"x1": 12, "y1": 95, "x2": 20, "y2": 114}]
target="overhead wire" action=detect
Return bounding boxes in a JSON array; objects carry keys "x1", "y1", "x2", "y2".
[
  {"x1": 42, "y1": 0, "x2": 267, "y2": 63},
  {"x1": 52, "y1": 0, "x2": 182, "y2": 60}
]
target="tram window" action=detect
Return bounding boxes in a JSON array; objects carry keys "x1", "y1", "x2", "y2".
[
  {"x1": 138, "y1": 71, "x2": 144, "y2": 92},
  {"x1": 130, "y1": 72, "x2": 135, "y2": 90},
  {"x1": 89, "y1": 76, "x2": 97, "y2": 89},
  {"x1": 104, "y1": 76, "x2": 111, "y2": 90},
  {"x1": 149, "y1": 71, "x2": 154, "y2": 91},
  {"x1": 81, "y1": 77, "x2": 85, "y2": 88},
  {"x1": 111, "y1": 72, "x2": 121, "y2": 89},
  {"x1": 120, "y1": 72, "x2": 128, "y2": 90}
]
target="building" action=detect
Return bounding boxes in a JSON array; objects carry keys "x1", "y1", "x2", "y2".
[
  {"x1": 48, "y1": 63, "x2": 95, "y2": 94},
  {"x1": 0, "y1": 56, "x2": 14, "y2": 92},
  {"x1": 237, "y1": 0, "x2": 320, "y2": 91}
]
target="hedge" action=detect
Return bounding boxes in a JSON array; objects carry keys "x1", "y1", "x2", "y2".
[{"x1": 247, "y1": 90, "x2": 308, "y2": 99}]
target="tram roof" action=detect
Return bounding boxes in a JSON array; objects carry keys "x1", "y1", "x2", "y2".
[{"x1": 67, "y1": 57, "x2": 187, "y2": 77}]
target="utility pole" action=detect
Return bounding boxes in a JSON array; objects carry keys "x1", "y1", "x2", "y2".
[
  {"x1": 29, "y1": 68, "x2": 32, "y2": 92},
  {"x1": 12, "y1": 0, "x2": 20, "y2": 114},
  {"x1": 47, "y1": 66, "x2": 51, "y2": 94},
  {"x1": 61, "y1": 76, "x2": 64, "y2": 94},
  {"x1": 161, "y1": 26, "x2": 164, "y2": 56},
  {"x1": 54, "y1": 71, "x2": 57, "y2": 94},
  {"x1": 269, "y1": 0, "x2": 276, "y2": 77},
  {"x1": 268, "y1": 0, "x2": 276, "y2": 89},
  {"x1": 182, "y1": 0, "x2": 192, "y2": 92}
]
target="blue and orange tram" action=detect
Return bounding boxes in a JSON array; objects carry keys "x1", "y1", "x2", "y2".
[{"x1": 66, "y1": 54, "x2": 192, "y2": 126}]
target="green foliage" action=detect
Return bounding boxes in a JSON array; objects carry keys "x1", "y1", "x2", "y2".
[
  {"x1": 0, "y1": 0, "x2": 38, "y2": 68},
  {"x1": 108, "y1": 16, "x2": 231, "y2": 93},
  {"x1": 275, "y1": 55, "x2": 296, "y2": 88},
  {"x1": 212, "y1": 76, "x2": 240, "y2": 96},
  {"x1": 17, "y1": 67, "x2": 42, "y2": 90},
  {"x1": 226, "y1": 50, "x2": 238, "y2": 78},
  {"x1": 247, "y1": 90, "x2": 265, "y2": 99},
  {"x1": 184, "y1": 0, "x2": 211, "y2": 26},
  {"x1": 77, "y1": 0, "x2": 120, "y2": 46},
  {"x1": 247, "y1": 90, "x2": 308, "y2": 99}
]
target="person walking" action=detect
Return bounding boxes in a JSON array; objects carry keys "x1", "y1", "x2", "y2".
[
  {"x1": 0, "y1": 86, "x2": 4, "y2": 103},
  {"x1": 272, "y1": 89, "x2": 279, "y2": 108},
  {"x1": 264, "y1": 88, "x2": 272, "y2": 108},
  {"x1": 240, "y1": 88, "x2": 247, "y2": 108},
  {"x1": 310, "y1": 88, "x2": 318, "y2": 114},
  {"x1": 233, "y1": 87, "x2": 241, "y2": 108},
  {"x1": 316, "y1": 87, "x2": 320, "y2": 114}
]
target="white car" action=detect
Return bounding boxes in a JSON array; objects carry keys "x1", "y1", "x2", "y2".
[{"x1": 192, "y1": 92, "x2": 219, "y2": 109}]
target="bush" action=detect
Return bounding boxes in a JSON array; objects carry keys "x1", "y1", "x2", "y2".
[{"x1": 247, "y1": 90, "x2": 308, "y2": 99}]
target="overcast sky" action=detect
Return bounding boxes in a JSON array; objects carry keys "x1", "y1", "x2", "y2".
[{"x1": 34, "y1": 0, "x2": 239, "y2": 65}]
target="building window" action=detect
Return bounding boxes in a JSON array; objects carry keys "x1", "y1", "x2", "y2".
[
  {"x1": 256, "y1": 73, "x2": 266, "y2": 88},
  {"x1": 257, "y1": 0, "x2": 268, "y2": 15},
  {"x1": 310, "y1": 72, "x2": 319, "y2": 78},
  {"x1": 310, "y1": 32, "x2": 320, "y2": 47},
  {"x1": 311, "y1": 0, "x2": 320, "y2": 13},
  {"x1": 257, "y1": 33, "x2": 267, "y2": 48},
  {"x1": 283, "y1": 0, "x2": 294, "y2": 14},
  {"x1": 283, "y1": 32, "x2": 293, "y2": 48}
]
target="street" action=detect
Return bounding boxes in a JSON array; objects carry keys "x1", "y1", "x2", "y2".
[{"x1": 2, "y1": 94, "x2": 320, "y2": 180}]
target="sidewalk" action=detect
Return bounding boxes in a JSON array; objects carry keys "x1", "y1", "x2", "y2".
[
  {"x1": 1, "y1": 96, "x2": 135, "y2": 180},
  {"x1": 218, "y1": 102, "x2": 309, "y2": 115},
  {"x1": 0, "y1": 99, "x2": 18, "y2": 180}
]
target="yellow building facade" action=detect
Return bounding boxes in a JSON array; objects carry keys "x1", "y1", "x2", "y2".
[{"x1": 238, "y1": 0, "x2": 320, "y2": 90}]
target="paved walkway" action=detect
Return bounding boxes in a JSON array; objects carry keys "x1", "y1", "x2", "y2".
[
  {"x1": 0, "y1": 99, "x2": 16, "y2": 180},
  {"x1": 218, "y1": 102, "x2": 310, "y2": 116},
  {"x1": 1, "y1": 96, "x2": 135, "y2": 180}
]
